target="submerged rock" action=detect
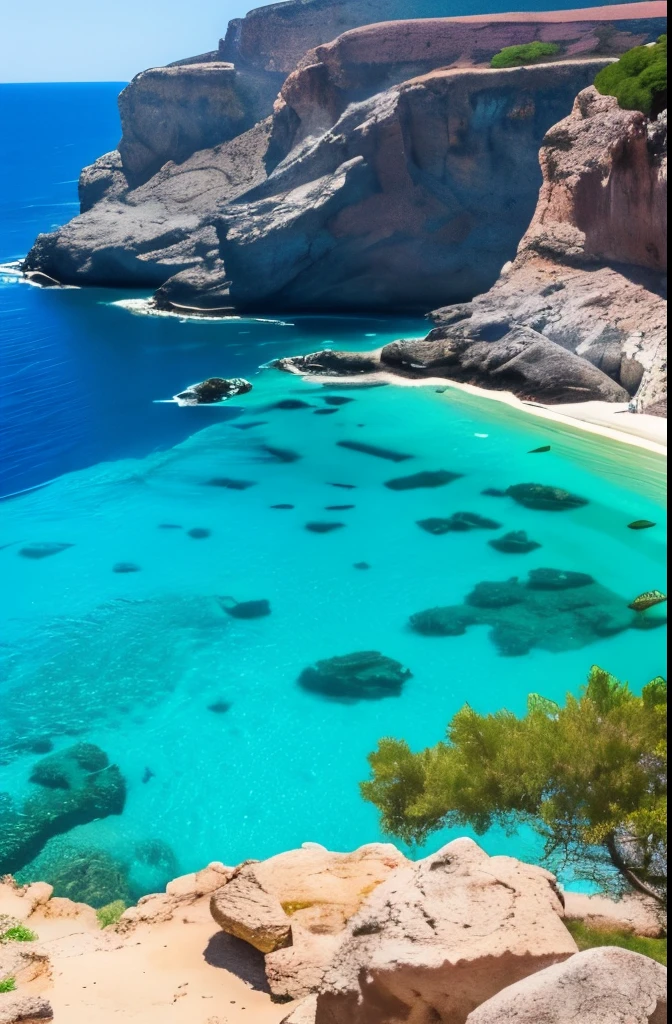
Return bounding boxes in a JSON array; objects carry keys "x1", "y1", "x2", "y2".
[
  {"x1": 173, "y1": 377, "x2": 252, "y2": 405},
  {"x1": 259, "y1": 445, "x2": 302, "y2": 463},
  {"x1": 207, "y1": 700, "x2": 233, "y2": 714},
  {"x1": 232, "y1": 420, "x2": 268, "y2": 430},
  {"x1": 385, "y1": 470, "x2": 462, "y2": 490},
  {"x1": 187, "y1": 527, "x2": 211, "y2": 539},
  {"x1": 219, "y1": 597, "x2": 271, "y2": 619},
  {"x1": 323, "y1": 396, "x2": 353, "y2": 406},
  {"x1": 305, "y1": 522, "x2": 345, "y2": 534},
  {"x1": 0, "y1": 744, "x2": 126, "y2": 876},
  {"x1": 18, "y1": 542, "x2": 73, "y2": 560},
  {"x1": 527, "y1": 568, "x2": 594, "y2": 590},
  {"x1": 206, "y1": 477, "x2": 256, "y2": 489},
  {"x1": 328, "y1": 482, "x2": 356, "y2": 490},
  {"x1": 270, "y1": 398, "x2": 313, "y2": 410},
  {"x1": 325, "y1": 505, "x2": 354, "y2": 511},
  {"x1": 298, "y1": 651, "x2": 411, "y2": 701},
  {"x1": 628, "y1": 519, "x2": 657, "y2": 530},
  {"x1": 505, "y1": 483, "x2": 588, "y2": 511},
  {"x1": 417, "y1": 513, "x2": 501, "y2": 535},
  {"x1": 271, "y1": 504, "x2": 294, "y2": 510},
  {"x1": 489, "y1": 531, "x2": 541, "y2": 554},
  {"x1": 482, "y1": 488, "x2": 507, "y2": 498},
  {"x1": 528, "y1": 445, "x2": 551, "y2": 453},
  {"x1": 353, "y1": 562, "x2": 370, "y2": 570},
  {"x1": 314, "y1": 408, "x2": 338, "y2": 415},
  {"x1": 410, "y1": 568, "x2": 664, "y2": 656},
  {"x1": 337, "y1": 440, "x2": 413, "y2": 462},
  {"x1": 112, "y1": 562, "x2": 141, "y2": 573},
  {"x1": 158, "y1": 523, "x2": 182, "y2": 529}
]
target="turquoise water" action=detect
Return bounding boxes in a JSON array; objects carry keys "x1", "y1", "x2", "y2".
[{"x1": 0, "y1": 84, "x2": 667, "y2": 900}]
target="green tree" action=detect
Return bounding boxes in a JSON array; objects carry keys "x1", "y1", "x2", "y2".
[
  {"x1": 361, "y1": 667, "x2": 667, "y2": 907},
  {"x1": 594, "y1": 35, "x2": 667, "y2": 116},
  {"x1": 490, "y1": 42, "x2": 561, "y2": 69}
]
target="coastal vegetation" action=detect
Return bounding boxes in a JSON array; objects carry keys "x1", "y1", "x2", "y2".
[
  {"x1": 595, "y1": 35, "x2": 667, "y2": 115},
  {"x1": 0, "y1": 977, "x2": 17, "y2": 994},
  {"x1": 490, "y1": 41, "x2": 561, "y2": 68},
  {"x1": 565, "y1": 919, "x2": 667, "y2": 966},
  {"x1": 96, "y1": 900, "x2": 127, "y2": 929},
  {"x1": 0, "y1": 920, "x2": 38, "y2": 943},
  {"x1": 362, "y1": 666, "x2": 668, "y2": 907}
]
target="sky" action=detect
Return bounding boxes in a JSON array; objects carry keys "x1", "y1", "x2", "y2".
[{"x1": 1, "y1": 1, "x2": 250, "y2": 82}]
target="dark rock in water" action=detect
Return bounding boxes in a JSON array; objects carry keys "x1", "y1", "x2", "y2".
[
  {"x1": 527, "y1": 568, "x2": 594, "y2": 590},
  {"x1": 259, "y1": 445, "x2": 302, "y2": 463},
  {"x1": 174, "y1": 377, "x2": 252, "y2": 405},
  {"x1": 219, "y1": 596, "x2": 271, "y2": 619},
  {"x1": 628, "y1": 520, "x2": 657, "y2": 530},
  {"x1": 409, "y1": 567, "x2": 660, "y2": 656},
  {"x1": 113, "y1": 562, "x2": 141, "y2": 573},
  {"x1": 385, "y1": 470, "x2": 462, "y2": 491},
  {"x1": 271, "y1": 504, "x2": 294, "y2": 509},
  {"x1": 482, "y1": 488, "x2": 507, "y2": 498},
  {"x1": 298, "y1": 651, "x2": 411, "y2": 701},
  {"x1": 489, "y1": 531, "x2": 541, "y2": 554},
  {"x1": 529, "y1": 445, "x2": 551, "y2": 453},
  {"x1": 0, "y1": 743, "x2": 126, "y2": 875},
  {"x1": 337, "y1": 440, "x2": 413, "y2": 462},
  {"x1": 325, "y1": 504, "x2": 355, "y2": 511},
  {"x1": 467, "y1": 579, "x2": 523, "y2": 609},
  {"x1": 417, "y1": 513, "x2": 501, "y2": 535},
  {"x1": 20, "y1": 737, "x2": 53, "y2": 755},
  {"x1": 323, "y1": 396, "x2": 354, "y2": 406},
  {"x1": 159, "y1": 523, "x2": 183, "y2": 529},
  {"x1": 505, "y1": 483, "x2": 588, "y2": 511},
  {"x1": 232, "y1": 420, "x2": 268, "y2": 430},
  {"x1": 305, "y1": 521, "x2": 345, "y2": 533},
  {"x1": 269, "y1": 398, "x2": 313, "y2": 410},
  {"x1": 353, "y1": 562, "x2": 370, "y2": 570},
  {"x1": 19, "y1": 542, "x2": 73, "y2": 559},
  {"x1": 328, "y1": 482, "x2": 356, "y2": 489},
  {"x1": 187, "y1": 527, "x2": 211, "y2": 539},
  {"x1": 206, "y1": 477, "x2": 256, "y2": 490},
  {"x1": 142, "y1": 767, "x2": 155, "y2": 784},
  {"x1": 314, "y1": 408, "x2": 339, "y2": 415},
  {"x1": 208, "y1": 700, "x2": 233, "y2": 714}
]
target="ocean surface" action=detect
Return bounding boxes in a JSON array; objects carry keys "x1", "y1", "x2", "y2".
[{"x1": 0, "y1": 84, "x2": 667, "y2": 903}]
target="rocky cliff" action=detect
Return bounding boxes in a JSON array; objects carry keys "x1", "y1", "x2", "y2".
[
  {"x1": 278, "y1": 85, "x2": 667, "y2": 410},
  {"x1": 0, "y1": 839, "x2": 665, "y2": 1024}
]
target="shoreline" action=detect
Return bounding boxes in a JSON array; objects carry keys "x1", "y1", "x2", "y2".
[{"x1": 283, "y1": 363, "x2": 668, "y2": 457}]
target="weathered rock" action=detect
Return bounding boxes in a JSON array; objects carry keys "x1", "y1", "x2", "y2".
[
  {"x1": 465, "y1": 947, "x2": 667, "y2": 1024},
  {"x1": 506, "y1": 482, "x2": 589, "y2": 510},
  {"x1": 219, "y1": 597, "x2": 272, "y2": 619},
  {"x1": 174, "y1": 377, "x2": 252, "y2": 405},
  {"x1": 311, "y1": 837, "x2": 577, "y2": 1024},
  {"x1": 298, "y1": 651, "x2": 411, "y2": 701},
  {"x1": 417, "y1": 512, "x2": 502, "y2": 534},
  {"x1": 0, "y1": 745, "x2": 126, "y2": 876},
  {"x1": 210, "y1": 867, "x2": 292, "y2": 954},
  {"x1": 409, "y1": 567, "x2": 664, "y2": 654},
  {"x1": 527, "y1": 567, "x2": 594, "y2": 589},
  {"x1": 0, "y1": 996, "x2": 53, "y2": 1024}
]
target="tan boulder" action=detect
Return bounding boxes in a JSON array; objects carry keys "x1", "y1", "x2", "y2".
[
  {"x1": 0, "y1": 996, "x2": 53, "y2": 1024},
  {"x1": 466, "y1": 947, "x2": 667, "y2": 1024},
  {"x1": 0, "y1": 947, "x2": 50, "y2": 988},
  {"x1": 0, "y1": 883, "x2": 52, "y2": 924},
  {"x1": 313, "y1": 837, "x2": 577, "y2": 1024},
  {"x1": 210, "y1": 868, "x2": 292, "y2": 954}
]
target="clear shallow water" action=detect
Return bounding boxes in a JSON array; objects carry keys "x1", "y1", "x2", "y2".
[{"x1": 0, "y1": 85, "x2": 667, "y2": 900}]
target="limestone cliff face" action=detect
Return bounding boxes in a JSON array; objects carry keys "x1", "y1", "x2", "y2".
[
  {"x1": 269, "y1": 8, "x2": 667, "y2": 165},
  {"x1": 218, "y1": 60, "x2": 612, "y2": 313},
  {"x1": 428, "y1": 88, "x2": 667, "y2": 410}
]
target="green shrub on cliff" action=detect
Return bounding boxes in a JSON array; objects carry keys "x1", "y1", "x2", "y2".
[
  {"x1": 361, "y1": 667, "x2": 667, "y2": 908},
  {"x1": 490, "y1": 42, "x2": 561, "y2": 68},
  {"x1": 0, "y1": 977, "x2": 17, "y2": 993},
  {"x1": 595, "y1": 35, "x2": 667, "y2": 116},
  {"x1": 96, "y1": 900, "x2": 127, "y2": 929}
]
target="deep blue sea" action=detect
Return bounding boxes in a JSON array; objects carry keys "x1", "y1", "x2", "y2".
[{"x1": 0, "y1": 84, "x2": 667, "y2": 902}]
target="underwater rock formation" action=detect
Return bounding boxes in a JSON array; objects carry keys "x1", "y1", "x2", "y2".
[
  {"x1": 505, "y1": 482, "x2": 589, "y2": 510},
  {"x1": 417, "y1": 513, "x2": 502, "y2": 534},
  {"x1": 0, "y1": 745, "x2": 126, "y2": 876},
  {"x1": 18, "y1": 543, "x2": 73, "y2": 560},
  {"x1": 409, "y1": 567, "x2": 666, "y2": 655},
  {"x1": 298, "y1": 651, "x2": 411, "y2": 700},
  {"x1": 219, "y1": 596, "x2": 272, "y2": 618},
  {"x1": 489, "y1": 531, "x2": 541, "y2": 554},
  {"x1": 385, "y1": 470, "x2": 462, "y2": 490}
]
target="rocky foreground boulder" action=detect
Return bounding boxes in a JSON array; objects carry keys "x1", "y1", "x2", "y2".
[{"x1": 466, "y1": 946, "x2": 667, "y2": 1024}]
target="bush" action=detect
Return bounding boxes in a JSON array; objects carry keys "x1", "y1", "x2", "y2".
[
  {"x1": 0, "y1": 923, "x2": 38, "y2": 943},
  {"x1": 566, "y1": 919, "x2": 667, "y2": 966},
  {"x1": 594, "y1": 35, "x2": 667, "y2": 116},
  {"x1": 491, "y1": 42, "x2": 561, "y2": 69},
  {"x1": 0, "y1": 977, "x2": 17, "y2": 993},
  {"x1": 96, "y1": 900, "x2": 127, "y2": 929}
]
